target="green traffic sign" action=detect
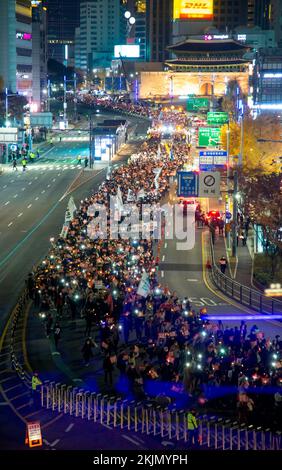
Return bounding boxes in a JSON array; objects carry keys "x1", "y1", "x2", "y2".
[
  {"x1": 187, "y1": 97, "x2": 209, "y2": 112},
  {"x1": 207, "y1": 112, "x2": 229, "y2": 125},
  {"x1": 198, "y1": 127, "x2": 221, "y2": 147}
]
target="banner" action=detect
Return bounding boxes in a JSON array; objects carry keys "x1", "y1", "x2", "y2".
[
  {"x1": 153, "y1": 167, "x2": 162, "y2": 190},
  {"x1": 137, "y1": 188, "x2": 146, "y2": 199},
  {"x1": 127, "y1": 189, "x2": 135, "y2": 202},
  {"x1": 117, "y1": 186, "x2": 124, "y2": 212},
  {"x1": 137, "y1": 271, "x2": 151, "y2": 297},
  {"x1": 60, "y1": 222, "x2": 70, "y2": 239},
  {"x1": 65, "y1": 196, "x2": 77, "y2": 222},
  {"x1": 106, "y1": 166, "x2": 112, "y2": 180}
]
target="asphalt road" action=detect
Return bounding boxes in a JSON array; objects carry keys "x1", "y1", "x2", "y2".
[{"x1": 0, "y1": 111, "x2": 150, "y2": 332}]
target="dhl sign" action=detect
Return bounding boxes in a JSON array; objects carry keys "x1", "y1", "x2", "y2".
[{"x1": 173, "y1": 0, "x2": 214, "y2": 20}]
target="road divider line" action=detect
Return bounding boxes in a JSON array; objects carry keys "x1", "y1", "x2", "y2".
[
  {"x1": 122, "y1": 435, "x2": 140, "y2": 446},
  {"x1": 65, "y1": 423, "x2": 74, "y2": 433},
  {"x1": 27, "y1": 204, "x2": 32, "y2": 209}
]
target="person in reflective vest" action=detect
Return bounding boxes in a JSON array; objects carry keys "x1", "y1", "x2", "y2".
[
  {"x1": 31, "y1": 372, "x2": 42, "y2": 407},
  {"x1": 187, "y1": 409, "x2": 199, "y2": 447}
]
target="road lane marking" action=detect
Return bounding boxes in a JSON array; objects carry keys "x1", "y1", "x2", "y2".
[
  {"x1": 28, "y1": 182, "x2": 32, "y2": 185},
  {"x1": 101, "y1": 423, "x2": 112, "y2": 430},
  {"x1": 161, "y1": 271, "x2": 164, "y2": 278},
  {"x1": 27, "y1": 204, "x2": 32, "y2": 208},
  {"x1": 10, "y1": 391, "x2": 30, "y2": 400},
  {"x1": 162, "y1": 255, "x2": 165, "y2": 262},
  {"x1": 22, "y1": 187, "x2": 26, "y2": 191},
  {"x1": 18, "y1": 213, "x2": 23, "y2": 218},
  {"x1": 41, "y1": 190, "x2": 45, "y2": 194},
  {"x1": 4, "y1": 201, "x2": 10, "y2": 206},
  {"x1": 186, "y1": 279, "x2": 198, "y2": 282},
  {"x1": 3, "y1": 185, "x2": 7, "y2": 188},
  {"x1": 14, "y1": 194, "x2": 18, "y2": 198},
  {"x1": 35, "y1": 197, "x2": 39, "y2": 200},
  {"x1": 122, "y1": 435, "x2": 140, "y2": 446},
  {"x1": 164, "y1": 242, "x2": 167, "y2": 249},
  {"x1": 50, "y1": 439, "x2": 60, "y2": 447},
  {"x1": 41, "y1": 414, "x2": 63, "y2": 430},
  {"x1": 65, "y1": 423, "x2": 74, "y2": 433},
  {"x1": 8, "y1": 222, "x2": 13, "y2": 227}
]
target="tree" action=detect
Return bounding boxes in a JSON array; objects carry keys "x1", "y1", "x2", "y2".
[
  {"x1": 221, "y1": 114, "x2": 282, "y2": 174},
  {"x1": 239, "y1": 171, "x2": 282, "y2": 277}
]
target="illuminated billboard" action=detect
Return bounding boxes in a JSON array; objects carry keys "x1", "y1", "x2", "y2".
[
  {"x1": 173, "y1": 0, "x2": 213, "y2": 20},
  {"x1": 114, "y1": 45, "x2": 140, "y2": 58}
]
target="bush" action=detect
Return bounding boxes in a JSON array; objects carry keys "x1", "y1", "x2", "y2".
[{"x1": 253, "y1": 253, "x2": 282, "y2": 287}]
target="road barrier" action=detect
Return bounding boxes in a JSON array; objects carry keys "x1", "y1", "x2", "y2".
[
  {"x1": 9, "y1": 288, "x2": 32, "y2": 389},
  {"x1": 208, "y1": 237, "x2": 282, "y2": 315},
  {"x1": 40, "y1": 382, "x2": 281, "y2": 449}
]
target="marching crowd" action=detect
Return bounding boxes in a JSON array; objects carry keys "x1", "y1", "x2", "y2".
[{"x1": 29, "y1": 102, "x2": 282, "y2": 432}]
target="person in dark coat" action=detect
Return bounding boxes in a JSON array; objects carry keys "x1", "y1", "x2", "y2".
[{"x1": 103, "y1": 353, "x2": 114, "y2": 386}]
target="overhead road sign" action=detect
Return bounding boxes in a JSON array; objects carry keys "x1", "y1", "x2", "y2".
[
  {"x1": 30, "y1": 112, "x2": 53, "y2": 129},
  {"x1": 177, "y1": 171, "x2": 199, "y2": 197},
  {"x1": 198, "y1": 127, "x2": 221, "y2": 147},
  {"x1": 187, "y1": 97, "x2": 209, "y2": 112},
  {"x1": 199, "y1": 150, "x2": 227, "y2": 167},
  {"x1": 207, "y1": 112, "x2": 229, "y2": 125},
  {"x1": 0, "y1": 127, "x2": 18, "y2": 143}
]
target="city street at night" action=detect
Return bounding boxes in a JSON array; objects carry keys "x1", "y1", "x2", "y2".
[{"x1": 0, "y1": 0, "x2": 281, "y2": 463}]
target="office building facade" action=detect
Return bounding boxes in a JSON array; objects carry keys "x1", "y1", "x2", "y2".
[
  {"x1": 77, "y1": 0, "x2": 126, "y2": 71},
  {"x1": 32, "y1": 1, "x2": 48, "y2": 110},
  {"x1": 43, "y1": 0, "x2": 80, "y2": 64},
  {"x1": 0, "y1": 0, "x2": 33, "y2": 100},
  {"x1": 146, "y1": 0, "x2": 173, "y2": 62}
]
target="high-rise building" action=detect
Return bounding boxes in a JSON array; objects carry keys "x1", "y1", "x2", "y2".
[
  {"x1": 0, "y1": 0, "x2": 33, "y2": 100},
  {"x1": 43, "y1": 0, "x2": 80, "y2": 64},
  {"x1": 76, "y1": 0, "x2": 126, "y2": 72},
  {"x1": 271, "y1": 0, "x2": 282, "y2": 47},
  {"x1": 146, "y1": 0, "x2": 173, "y2": 62},
  {"x1": 32, "y1": 0, "x2": 48, "y2": 110},
  {"x1": 213, "y1": 0, "x2": 248, "y2": 31},
  {"x1": 253, "y1": 47, "x2": 282, "y2": 109},
  {"x1": 135, "y1": 1, "x2": 147, "y2": 60},
  {"x1": 248, "y1": 0, "x2": 272, "y2": 29}
]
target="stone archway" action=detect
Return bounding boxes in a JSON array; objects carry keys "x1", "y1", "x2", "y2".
[{"x1": 199, "y1": 82, "x2": 213, "y2": 95}]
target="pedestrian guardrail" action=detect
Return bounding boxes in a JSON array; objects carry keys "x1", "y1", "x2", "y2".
[
  {"x1": 40, "y1": 382, "x2": 281, "y2": 450},
  {"x1": 9, "y1": 288, "x2": 32, "y2": 389},
  {"x1": 208, "y1": 238, "x2": 282, "y2": 315}
]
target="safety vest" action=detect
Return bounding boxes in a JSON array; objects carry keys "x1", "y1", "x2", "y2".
[
  {"x1": 187, "y1": 413, "x2": 198, "y2": 430},
  {"x1": 32, "y1": 375, "x2": 42, "y2": 391}
]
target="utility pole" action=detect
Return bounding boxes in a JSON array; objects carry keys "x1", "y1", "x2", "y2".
[
  {"x1": 63, "y1": 74, "x2": 67, "y2": 129},
  {"x1": 89, "y1": 115, "x2": 93, "y2": 169},
  {"x1": 5, "y1": 88, "x2": 8, "y2": 126},
  {"x1": 232, "y1": 112, "x2": 244, "y2": 257},
  {"x1": 73, "y1": 72, "x2": 77, "y2": 122},
  {"x1": 226, "y1": 122, "x2": 231, "y2": 249},
  {"x1": 47, "y1": 79, "x2": 51, "y2": 112}
]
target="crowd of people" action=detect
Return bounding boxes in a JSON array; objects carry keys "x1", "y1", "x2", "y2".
[{"x1": 28, "y1": 103, "x2": 282, "y2": 432}]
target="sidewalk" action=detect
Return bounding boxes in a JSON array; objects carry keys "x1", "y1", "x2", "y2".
[{"x1": 212, "y1": 231, "x2": 255, "y2": 288}]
